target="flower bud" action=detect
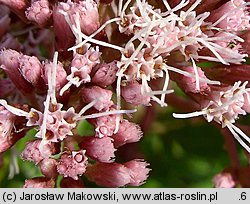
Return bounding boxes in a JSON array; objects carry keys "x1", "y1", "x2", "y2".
[
  {"x1": 124, "y1": 159, "x2": 151, "y2": 186},
  {"x1": 171, "y1": 66, "x2": 210, "y2": 94},
  {"x1": 0, "y1": 49, "x2": 33, "y2": 95},
  {"x1": 213, "y1": 172, "x2": 236, "y2": 188},
  {"x1": 208, "y1": 0, "x2": 250, "y2": 32},
  {"x1": 81, "y1": 86, "x2": 113, "y2": 111},
  {"x1": 63, "y1": 0, "x2": 100, "y2": 36},
  {"x1": 57, "y1": 150, "x2": 88, "y2": 180},
  {"x1": 25, "y1": 0, "x2": 52, "y2": 27},
  {"x1": 19, "y1": 54, "x2": 45, "y2": 90},
  {"x1": 23, "y1": 177, "x2": 55, "y2": 188},
  {"x1": 79, "y1": 136, "x2": 116, "y2": 163},
  {"x1": 42, "y1": 60, "x2": 67, "y2": 97},
  {"x1": 111, "y1": 120, "x2": 143, "y2": 148},
  {"x1": 121, "y1": 81, "x2": 150, "y2": 106},
  {"x1": 92, "y1": 62, "x2": 118, "y2": 88},
  {"x1": 52, "y1": 3, "x2": 75, "y2": 54},
  {"x1": 85, "y1": 162, "x2": 131, "y2": 187},
  {"x1": 39, "y1": 158, "x2": 58, "y2": 178},
  {"x1": 90, "y1": 113, "x2": 118, "y2": 137},
  {"x1": 21, "y1": 139, "x2": 58, "y2": 164}
]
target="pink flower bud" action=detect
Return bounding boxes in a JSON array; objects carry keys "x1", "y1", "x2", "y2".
[
  {"x1": 121, "y1": 81, "x2": 150, "y2": 106},
  {"x1": 39, "y1": 158, "x2": 58, "y2": 178},
  {"x1": 81, "y1": 86, "x2": 113, "y2": 111},
  {"x1": 23, "y1": 177, "x2": 55, "y2": 188},
  {"x1": 18, "y1": 54, "x2": 45, "y2": 90},
  {"x1": 171, "y1": 66, "x2": 210, "y2": 94},
  {"x1": 0, "y1": 49, "x2": 33, "y2": 95},
  {"x1": 208, "y1": 0, "x2": 250, "y2": 32},
  {"x1": 57, "y1": 150, "x2": 88, "y2": 180},
  {"x1": 25, "y1": 0, "x2": 52, "y2": 27},
  {"x1": 64, "y1": 136, "x2": 77, "y2": 151},
  {"x1": 60, "y1": 0, "x2": 100, "y2": 36},
  {"x1": 213, "y1": 172, "x2": 236, "y2": 188},
  {"x1": 85, "y1": 162, "x2": 131, "y2": 187},
  {"x1": 52, "y1": 3, "x2": 75, "y2": 54},
  {"x1": 111, "y1": 120, "x2": 143, "y2": 148},
  {"x1": 67, "y1": 50, "x2": 100, "y2": 86},
  {"x1": 79, "y1": 136, "x2": 116, "y2": 163},
  {"x1": 42, "y1": 60, "x2": 67, "y2": 97},
  {"x1": 72, "y1": 46, "x2": 100, "y2": 69},
  {"x1": 124, "y1": 159, "x2": 150, "y2": 186},
  {"x1": 90, "y1": 113, "x2": 118, "y2": 137},
  {"x1": 21, "y1": 139, "x2": 58, "y2": 164},
  {"x1": 60, "y1": 177, "x2": 84, "y2": 188},
  {"x1": 92, "y1": 62, "x2": 118, "y2": 88}
]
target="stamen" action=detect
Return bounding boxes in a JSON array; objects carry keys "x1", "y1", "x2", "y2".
[
  {"x1": 162, "y1": 0, "x2": 172, "y2": 11},
  {"x1": 185, "y1": 0, "x2": 202, "y2": 16},
  {"x1": 226, "y1": 123, "x2": 250, "y2": 153},
  {"x1": 160, "y1": 67, "x2": 170, "y2": 104},
  {"x1": 209, "y1": 81, "x2": 248, "y2": 113},
  {"x1": 173, "y1": 110, "x2": 207, "y2": 118},
  {"x1": 50, "y1": 51, "x2": 58, "y2": 105},
  {"x1": 141, "y1": 74, "x2": 167, "y2": 107},
  {"x1": 118, "y1": 0, "x2": 123, "y2": 16},
  {"x1": 136, "y1": 0, "x2": 151, "y2": 22},
  {"x1": 161, "y1": 64, "x2": 220, "y2": 85},
  {"x1": 121, "y1": 0, "x2": 132, "y2": 18},
  {"x1": 40, "y1": 94, "x2": 50, "y2": 141},
  {"x1": 161, "y1": 0, "x2": 189, "y2": 16},
  {"x1": 191, "y1": 37, "x2": 229, "y2": 65},
  {"x1": 0, "y1": 99, "x2": 29, "y2": 117},
  {"x1": 209, "y1": 2, "x2": 250, "y2": 28},
  {"x1": 190, "y1": 55, "x2": 200, "y2": 91},
  {"x1": 68, "y1": 17, "x2": 121, "y2": 52},
  {"x1": 230, "y1": 123, "x2": 250, "y2": 144},
  {"x1": 71, "y1": 25, "x2": 124, "y2": 51},
  {"x1": 115, "y1": 68, "x2": 125, "y2": 133},
  {"x1": 75, "y1": 99, "x2": 99, "y2": 118},
  {"x1": 196, "y1": 55, "x2": 245, "y2": 64},
  {"x1": 59, "y1": 81, "x2": 73, "y2": 96},
  {"x1": 123, "y1": 23, "x2": 154, "y2": 70},
  {"x1": 77, "y1": 109, "x2": 137, "y2": 121}
]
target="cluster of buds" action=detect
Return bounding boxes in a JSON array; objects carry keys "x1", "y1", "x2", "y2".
[{"x1": 0, "y1": 0, "x2": 250, "y2": 188}]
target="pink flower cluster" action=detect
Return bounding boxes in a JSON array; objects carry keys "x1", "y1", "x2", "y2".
[{"x1": 0, "y1": 0, "x2": 250, "y2": 188}]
